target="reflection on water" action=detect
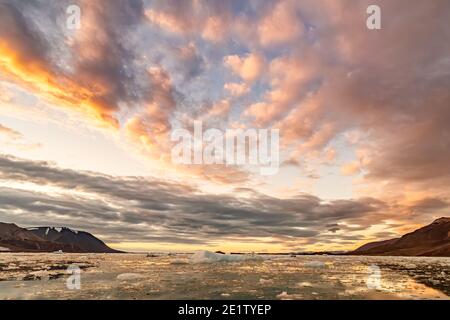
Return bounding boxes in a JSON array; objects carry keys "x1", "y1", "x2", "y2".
[{"x1": 0, "y1": 253, "x2": 449, "y2": 300}]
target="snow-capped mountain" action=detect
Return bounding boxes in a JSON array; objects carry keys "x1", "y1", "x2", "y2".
[
  {"x1": 27, "y1": 226, "x2": 121, "y2": 253},
  {"x1": 0, "y1": 222, "x2": 120, "y2": 253}
]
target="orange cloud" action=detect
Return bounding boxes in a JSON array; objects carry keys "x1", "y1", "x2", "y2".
[
  {"x1": 202, "y1": 16, "x2": 227, "y2": 42},
  {"x1": 0, "y1": 2, "x2": 146, "y2": 129},
  {"x1": 145, "y1": 9, "x2": 188, "y2": 34},
  {"x1": 258, "y1": 0, "x2": 304, "y2": 46},
  {"x1": 341, "y1": 162, "x2": 361, "y2": 176},
  {"x1": 206, "y1": 100, "x2": 231, "y2": 118},
  {"x1": 224, "y1": 53, "x2": 265, "y2": 82},
  {"x1": 0, "y1": 42, "x2": 117, "y2": 128}
]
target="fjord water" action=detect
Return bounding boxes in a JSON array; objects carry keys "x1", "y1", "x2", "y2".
[{"x1": 0, "y1": 253, "x2": 448, "y2": 299}]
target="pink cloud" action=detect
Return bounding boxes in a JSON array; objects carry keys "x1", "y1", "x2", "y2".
[{"x1": 224, "y1": 53, "x2": 265, "y2": 83}]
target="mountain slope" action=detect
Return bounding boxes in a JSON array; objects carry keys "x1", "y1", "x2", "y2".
[
  {"x1": 0, "y1": 222, "x2": 43, "y2": 242},
  {"x1": 28, "y1": 227, "x2": 120, "y2": 253},
  {"x1": 351, "y1": 217, "x2": 450, "y2": 256},
  {"x1": 0, "y1": 222, "x2": 84, "y2": 252},
  {"x1": 0, "y1": 222, "x2": 120, "y2": 253}
]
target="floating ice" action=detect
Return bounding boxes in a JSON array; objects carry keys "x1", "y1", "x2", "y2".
[
  {"x1": 190, "y1": 250, "x2": 263, "y2": 264},
  {"x1": 259, "y1": 278, "x2": 273, "y2": 285},
  {"x1": 297, "y1": 281, "x2": 313, "y2": 287},
  {"x1": 304, "y1": 261, "x2": 327, "y2": 268},
  {"x1": 276, "y1": 291, "x2": 297, "y2": 300},
  {"x1": 0, "y1": 253, "x2": 448, "y2": 300},
  {"x1": 116, "y1": 273, "x2": 146, "y2": 281}
]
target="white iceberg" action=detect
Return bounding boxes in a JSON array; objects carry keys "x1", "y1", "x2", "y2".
[
  {"x1": 276, "y1": 291, "x2": 293, "y2": 300},
  {"x1": 116, "y1": 273, "x2": 146, "y2": 281},
  {"x1": 303, "y1": 261, "x2": 327, "y2": 268},
  {"x1": 190, "y1": 250, "x2": 263, "y2": 264},
  {"x1": 259, "y1": 278, "x2": 273, "y2": 285},
  {"x1": 297, "y1": 281, "x2": 314, "y2": 287}
]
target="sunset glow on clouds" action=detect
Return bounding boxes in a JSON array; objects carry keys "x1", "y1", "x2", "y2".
[{"x1": 0, "y1": 0, "x2": 449, "y2": 252}]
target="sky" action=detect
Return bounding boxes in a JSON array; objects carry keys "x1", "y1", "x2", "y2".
[{"x1": 0, "y1": 0, "x2": 449, "y2": 252}]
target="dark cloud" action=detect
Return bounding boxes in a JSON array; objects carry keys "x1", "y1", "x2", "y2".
[
  {"x1": 0, "y1": 1, "x2": 51, "y2": 69},
  {"x1": 0, "y1": 154, "x2": 388, "y2": 246},
  {"x1": 69, "y1": 0, "x2": 146, "y2": 117},
  {"x1": 172, "y1": 43, "x2": 205, "y2": 81}
]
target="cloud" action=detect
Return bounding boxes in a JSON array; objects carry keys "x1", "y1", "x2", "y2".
[
  {"x1": 145, "y1": 8, "x2": 188, "y2": 34},
  {"x1": 258, "y1": 0, "x2": 304, "y2": 46},
  {"x1": 224, "y1": 53, "x2": 265, "y2": 82},
  {"x1": 144, "y1": 0, "x2": 232, "y2": 42},
  {"x1": 0, "y1": 123, "x2": 23, "y2": 140},
  {"x1": 224, "y1": 82, "x2": 249, "y2": 97},
  {"x1": 0, "y1": 123, "x2": 41, "y2": 151},
  {"x1": 243, "y1": 0, "x2": 450, "y2": 199},
  {"x1": 173, "y1": 42, "x2": 205, "y2": 81},
  {"x1": 67, "y1": 0, "x2": 146, "y2": 126},
  {"x1": 0, "y1": 154, "x2": 394, "y2": 247},
  {"x1": 409, "y1": 197, "x2": 449, "y2": 213},
  {"x1": 205, "y1": 100, "x2": 231, "y2": 118},
  {"x1": 244, "y1": 53, "x2": 320, "y2": 127},
  {"x1": 202, "y1": 15, "x2": 228, "y2": 42},
  {"x1": 0, "y1": 0, "x2": 147, "y2": 128},
  {"x1": 123, "y1": 65, "x2": 178, "y2": 164},
  {"x1": 341, "y1": 162, "x2": 361, "y2": 176}
]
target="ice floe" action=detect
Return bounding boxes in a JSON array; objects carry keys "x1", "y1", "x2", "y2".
[
  {"x1": 116, "y1": 273, "x2": 146, "y2": 281},
  {"x1": 297, "y1": 281, "x2": 313, "y2": 288},
  {"x1": 190, "y1": 250, "x2": 263, "y2": 264},
  {"x1": 303, "y1": 261, "x2": 327, "y2": 268},
  {"x1": 259, "y1": 278, "x2": 273, "y2": 285}
]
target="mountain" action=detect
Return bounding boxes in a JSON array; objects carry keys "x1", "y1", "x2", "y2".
[
  {"x1": 0, "y1": 222, "x2": 83, "y2": 252},
  {"x1": 0, "y1": 222, "x2": 121, "y2": 253},
  {"x1": 27, "y1": 227, "x2": 119, "y2": 253},
  {"x1": 351, "y1": 217, "x2": 450, "y2": 257}
]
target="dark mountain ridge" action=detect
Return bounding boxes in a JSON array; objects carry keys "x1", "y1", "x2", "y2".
[
  {"x1": 351, "y1": 217, "x2": 450, "y2": 257},
  {"x1": 0, "y1": 222, "x2": 121, "y2": 253}
]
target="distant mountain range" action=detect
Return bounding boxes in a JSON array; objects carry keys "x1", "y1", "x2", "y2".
[
  {"x1": 351, "y1": 217, "x2": 450, "y2": 257},
  {"x1": 2, "y1": 218, "x2": 450, "y2": 256},
  {"x1": 0, "y1": 222, "x2": 121, "y2": 253}
]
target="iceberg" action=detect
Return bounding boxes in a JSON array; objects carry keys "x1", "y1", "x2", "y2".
[
  {"x1": 190, "y1": 250, "x2": 263, "y2": 264},
  {"x1": 116, "y1": 273, "x2": 146, "y2": 281}
]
